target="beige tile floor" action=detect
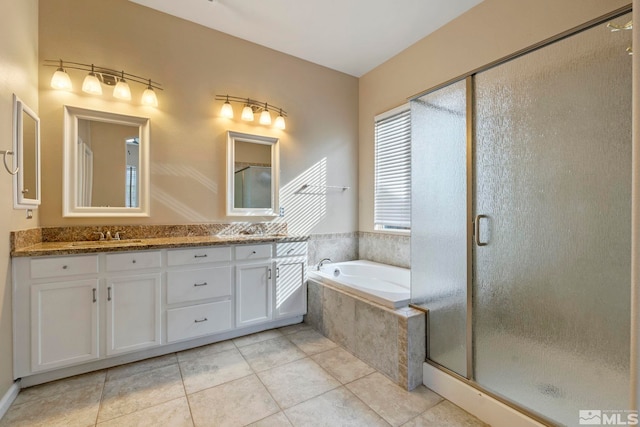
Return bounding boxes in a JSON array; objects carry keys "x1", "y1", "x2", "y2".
[{"x1": 0, "y1": 324, "x2": 489, "y2": 427}]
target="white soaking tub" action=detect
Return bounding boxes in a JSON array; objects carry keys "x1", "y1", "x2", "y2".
[{"x1": 309, "y1": 260, "x2": 410, "y2": 309}]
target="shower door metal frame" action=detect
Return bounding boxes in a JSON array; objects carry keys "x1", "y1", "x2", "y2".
[{"x1": 409, "y1": 4, "x2": 633, "y2": 426}]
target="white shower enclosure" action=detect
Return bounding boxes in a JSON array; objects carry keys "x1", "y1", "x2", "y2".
[{"x1": 411, "y1": 10, "x2": 632, "y2": 426}]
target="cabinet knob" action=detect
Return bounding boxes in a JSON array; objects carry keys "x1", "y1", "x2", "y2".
[
  {"x1": 132, "y1": 259, "x2": 137, "y2": 264},
  {"x1": 62, "y1": 265, "x2": 68, "y2": 269},
  {"x1": 252, "y1": 251, "x2": 256, "y2": 254}
]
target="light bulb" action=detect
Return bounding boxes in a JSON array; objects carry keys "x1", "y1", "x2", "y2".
[
  {"x1": 259, "y1": 109, "x2": 272, "y2": 125},
  {"x1": 51, "y1": 68, "x2": 72, "y2": 90},
  {"x1": 274, "y1": 113, "x2": 286, "y2": 130},
  {"x1": 141, "y1": 87, "x2": 158, "y2": 107},
  {"x1": 241, "y1": 105, "x2": 254, "y2": 121},
  {"x1": 113, "y1": 75, "x2": 131, "y2": 101},
  {"x1": 221, "y1": 101, "x2": 234, "y2": 118}
]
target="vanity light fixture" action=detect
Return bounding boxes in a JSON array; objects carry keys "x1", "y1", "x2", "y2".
[
  {"x1": 259, "y1": 103, "x2": 272, "y2": 125},
  {"x1": 44, "y1": 59, "x2": 163, "y2": 107},
  {"x1": 216, "y1": 95, "x2": 287, "y2": 129},
  {"x1": 50, "y1": 60, "x2": 72, "y2": 91},
  {"x1": 274, "y1": 109, "x2": 286, "y2": 130},
  {"x1": 113, "y1": 71, "x2": 132, "y2": 101},
  {"x1": 141, "y1": 79, "x2": 158, "y2": 107},
  {"x1": 82, "y1": 64, "x2": 102, "y2": 95},
  {"x1": 241, "y1": 99, "x2": 255, "y2": 121},
  {"x1": 220, "y1": 95, "x2": 234, "y2": 118}
]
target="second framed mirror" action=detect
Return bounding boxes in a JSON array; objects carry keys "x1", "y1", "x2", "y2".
[{"x1": 226, "y1": 131, "x2": 279, "y2": 217}]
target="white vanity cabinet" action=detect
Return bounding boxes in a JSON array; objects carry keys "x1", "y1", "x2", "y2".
[
  {"x1": 274, "y1": 242, "x2": 307, "y2": 319},
  {"x1": 235, "y1": 244, "x2": 273, "y2": 327},
  {"x1": 23, "y1": 255, "x2": 100, "y2": 373},
  {"x1": 105, "y1": 252, "x2": 163, "y2": 356},
  {"x1": 13, "y1": 239, "x2": 308, "y2": 384},
  {"x1": 165, "y1": 247, "x2": 233, "y2": 343},
  {"x1": 30, "y1": 279, "x2": 99, "y2": 372}
]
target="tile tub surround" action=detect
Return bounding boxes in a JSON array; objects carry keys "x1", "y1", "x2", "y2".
[
  {"x1": 306, "y1": 278, "x2": 426, "y2": 390},
  {"x1": 307, "y1": 232, "x2": 359, "y2": 266},
  {"x1": 0, "y1": 327, "x2": 487, "y2": 427},
  {"x1": 359, "y1": 231, "x2": 410, "y2": 269}
]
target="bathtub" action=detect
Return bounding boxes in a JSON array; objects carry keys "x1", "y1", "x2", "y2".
[{"x1": 309, "y1": 260, "x2": 410, "y2": 309}]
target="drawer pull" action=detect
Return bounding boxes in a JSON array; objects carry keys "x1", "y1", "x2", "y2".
[
  {"x1": 287, "y1": 248, "x2": 294, "y2": 254},
  {"x1": 193, "y1": 282, "x2": 208, "y2": 287},
  {"x1": 194, "y1": 254, "x2": 208, "y2": 258},
  {"x1": 62, "y1": 265, "x2": 68, "y2": 270},
  {"x1": 194, "y1": 318, "x2": 208, "y2": 323},
  {"x1": 92, "y1": 288, "x2": 97, "y2": 303},
  {"x1": 252, "y1": 250, "x2": 257, "y2": 254},
  {"x1": 107, "y1": 286, "x2": 112, "y2": 301},
  {"x1": 132, "y1": 259, "x2": 137, "y2": 264}
]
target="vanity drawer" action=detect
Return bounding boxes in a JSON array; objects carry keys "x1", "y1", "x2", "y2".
[
  {"x1": 235, "y1": 244, "x2": 272, "y2": 261},
  {"x1": 276, "y1": 242, "x2": 307, "y2": 257},
  {"x1": 167, "y1": 246, "x2": 231, "y2": 266},
  {"x1": 167, "y1": 300, "x2": 232, "y2": 342},
  {"x1": 167, "y1": 266, "x2": 232, "y2": 304},
  {"x1": 106, "y1": 251, "x2": 162, "y2": 272},
  {"x1": 30, "y1": 255, "x2": 99, "y2": 279}
]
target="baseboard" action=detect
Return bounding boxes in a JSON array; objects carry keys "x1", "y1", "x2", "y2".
[
  {"x1": 0, "y1": 380, "x2": 20, "y2": 421},
  {"x1": 423, "y1": 363, "x2": 547, "y2": 427}
]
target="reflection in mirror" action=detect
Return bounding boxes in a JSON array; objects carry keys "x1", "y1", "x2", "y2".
[
  {"x1": 234, "y1": 141, "x2": 272, "y2": 209},
  {"x1": 12, "y1": 94, "x2": 41, "y2": 208},
  {"x1": 64, "y1": 106, "x2": 150, "y2": 217},
  {"x1": 76, "y1": 119, "x2": 140, "y2": 208},
  {"x1": 227, "y1": 131, "x2": 279, "y2": 216}
]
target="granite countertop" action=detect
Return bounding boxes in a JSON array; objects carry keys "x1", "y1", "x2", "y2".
[{"x1": 11, "y1": 234, "x2": 309, "y2": 257}]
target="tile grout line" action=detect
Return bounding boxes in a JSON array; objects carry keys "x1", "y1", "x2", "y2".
[
  {"x1": 175, "y1": 350, "x2": 197, "y2": 427},
  {"x1": 93, "y1": 371, "x2": 108, "y2": 426},
  {"x1": 341, "y1": 371, "x2": 395, "y2": 427},
  {"x1": 398, "y1": 399, "x2": 447, "y2": 427}
]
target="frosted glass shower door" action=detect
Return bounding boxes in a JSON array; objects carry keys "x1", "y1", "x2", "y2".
[
  {"x1": 411, "y1": 79, "x2": 468, "y2": 376},
  {"x1": 473, "y1": 14, "x2": 631, "y2": 425}
]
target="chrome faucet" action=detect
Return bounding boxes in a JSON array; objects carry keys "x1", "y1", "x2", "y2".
[
  {"x1": 95, "y1": 230, "x2": 122, "y2": 241},
  {"x1": 317, "y1": 258, "x2": 332, "y2": 271}
]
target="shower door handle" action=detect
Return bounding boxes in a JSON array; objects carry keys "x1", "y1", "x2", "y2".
[{"x1": 474, "y1": 214, "x2": 489, "y2": 246}]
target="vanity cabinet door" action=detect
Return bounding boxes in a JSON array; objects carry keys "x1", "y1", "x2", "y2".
[
  {"x1": 105, "y1": 273, "x2": 162, "y2": 355},
  {"x1": 30, "y1": 280, "x2": 99, "y2": 372},
  {"x1": 235, "y1": 262, "x2": 273, "y2": 327},
  {"x1": 274, "y1": 260, "x2": 306, "y2": 319}
]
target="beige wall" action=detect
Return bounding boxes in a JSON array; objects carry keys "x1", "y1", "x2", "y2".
[
  {"x1": 39, "y1": 0, "x2": 359, "y2": 234},
  {"x1": 0, "y1": 0, "x2": 39, "y2": 399},
  {"x1": 358, "y1": 0, "x2": 631, "y2": 232}
]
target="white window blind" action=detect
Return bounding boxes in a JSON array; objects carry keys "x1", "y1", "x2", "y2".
[{"x1": 374, "y1": 105, "x2": 411, "y2": 230}]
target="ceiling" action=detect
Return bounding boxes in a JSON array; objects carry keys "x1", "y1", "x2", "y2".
[{"x1": 129, "y1": 0, "x2": 483, "y2": 77}]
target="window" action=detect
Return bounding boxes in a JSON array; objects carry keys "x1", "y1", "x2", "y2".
[{"x1": 374, "y1": 104, "x2": 411, "y2": 231}]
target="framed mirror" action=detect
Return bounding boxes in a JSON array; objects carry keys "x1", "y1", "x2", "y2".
[
  {"x1": 63, "y1": 106, "x2": 150, "y2": 217},
  {"x1": 227, "y1": 131, "x2": 279, "y2": 217},
  {"x1": 12, "y1": 94, "x2": 41, "y2": 209}
]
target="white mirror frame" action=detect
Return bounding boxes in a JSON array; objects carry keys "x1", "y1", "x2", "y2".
[
  {"x1": 12, "y1": 94, "x2": 41, "y2": 209},
  {"x1": 63, "y1": 106, "x2": 150, "y2": 217},
  {"x1": 226, "y1": 131, "x2": 279, "y2": 217}
]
